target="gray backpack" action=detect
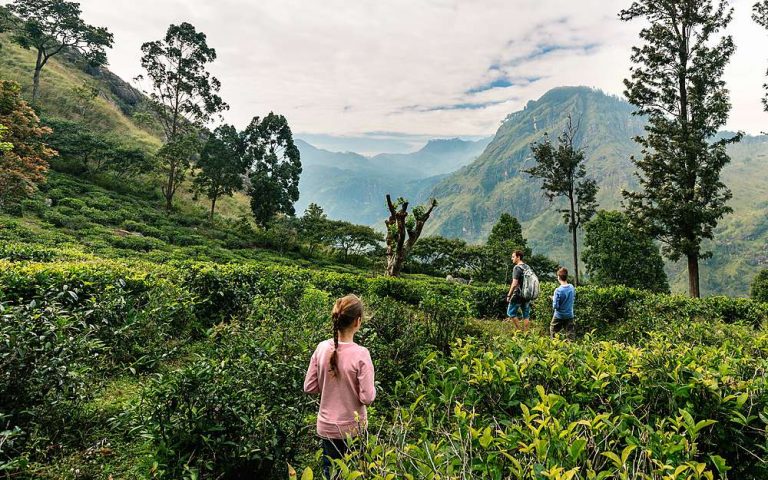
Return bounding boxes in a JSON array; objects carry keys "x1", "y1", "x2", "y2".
[{"x1": 520, "y1": 264, "x2": 540, "y2": 301}]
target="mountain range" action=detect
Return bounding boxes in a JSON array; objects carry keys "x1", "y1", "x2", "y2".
[
  {"x1": 294, "y1": 137, "x2": 490, "y2": 225},
  {"x1": 297, "y1": 87, "x2": 768, "y2": 296}
]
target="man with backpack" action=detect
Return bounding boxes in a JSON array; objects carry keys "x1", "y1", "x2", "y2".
[{"x1": 506, "y1": 250, "x2": 539, "y2": 331}]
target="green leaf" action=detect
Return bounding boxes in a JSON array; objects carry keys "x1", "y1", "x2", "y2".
[
  {"x1": 569, "y1": 438, "x2": 587, "y2": 461},
  {"x1": 479, "y1": 426, "x2": 493, "y2": 448},
  {"x1": 709, "y1": 455, "x2": 729, "y2": 474},
  {"x1": 601, "y1": 451, "x2": 622, "y2": 469}
]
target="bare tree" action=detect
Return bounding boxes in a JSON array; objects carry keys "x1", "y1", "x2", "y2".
[{"x1": 384, "y1": 194, "x2": 437, "y2": 277}]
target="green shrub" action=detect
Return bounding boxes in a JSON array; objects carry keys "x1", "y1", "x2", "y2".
[
  {"x1": 752, "y1": 269, "x2": 768, "y2": 303},
  {"x1": 311, "y1": 333, "x2": 768, "y2": 479},
  {"x1": 0, "y1": 295, "x2": 106, "y2": 465},
  {"x1": 57, "y1": 197, "x2": 87, "y2": 210},
  {"x1": 20, "y1": 198, "x2": 46, "y2": 215},
  {"x1": 138, "y1": 289, "x2": 326, "y2": 479},
  {"x1": 109, "y1": 234, "x2": 166, "y2": 252},
  {"x1": 0, "y1": 242, "x2": 58, "y2": 262}
]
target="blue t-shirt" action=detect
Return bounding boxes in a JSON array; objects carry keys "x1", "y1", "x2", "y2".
[{"x1": 552, "y1": 284, "x2": 575, "y2": 319}]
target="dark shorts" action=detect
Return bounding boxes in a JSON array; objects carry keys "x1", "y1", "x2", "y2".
[
  {"x1": 507, "y1": 301, "x2": 531, "y2": 319},
  {"x1": 550, "y1": 316, "x2": 575, "y2": 337},
  {"x1": 322, "y1": 437, "x2": 349, "y2": 479}
]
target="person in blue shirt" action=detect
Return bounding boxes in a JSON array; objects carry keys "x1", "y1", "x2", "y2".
[{"x1": 551, "y1": 267, "x2": 575, "y2": 338}]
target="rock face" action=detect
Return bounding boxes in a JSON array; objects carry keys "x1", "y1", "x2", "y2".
[
  {"x1": 61, "y1": 50, "x2": 146, "y2": 115},
  {"x1": 423, "y1": 86, "x2": 768, "y2": 296}
]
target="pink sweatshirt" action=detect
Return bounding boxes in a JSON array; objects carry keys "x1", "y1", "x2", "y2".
[{"x1": 303, "y1": 339, "x2": 376, "y2": 439}]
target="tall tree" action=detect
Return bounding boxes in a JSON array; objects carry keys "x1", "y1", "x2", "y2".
[
  {"x1": 620, "y1": 0, "x2": 740, "y2": 298},
  {"x1": 384, "y1": 195, "x2": 437, "y2": 277},
  {"x1": 138, "y1": 22, "x2": 228, "y2": 210},
  {"x1": 243, "y1": 113, "x2": 302, "y2": 227},
  {"x1": 526, "y1": 114, "x2": 598, "y2": 285},
  {"x1": 8, "y1": 0, "x2": 113, "y2": 105},
  {"x1": 484, "y1": 213, "x2": 530, "y2": 283},
  {"x1": 0, "y1": 81, "x2": 56, "y2": 207},
  {"x1": 754, "y1": 1, "x2": 768, "y2": 113},
  {"x1": 583, "y1": 210, "x2": 669, "y2": 292},
  {"x1": 299, "y1": 203, "x2": 329, "y2": 255},
  {"x1": 193, "y1": 124, "x2": 248, "y2": 221}
]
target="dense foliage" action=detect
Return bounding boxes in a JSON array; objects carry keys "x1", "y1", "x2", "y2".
[
  {"x1": 43, "y1": 117, "x2": 151, "y2": 176},
  {"x1": 583, "y1": 210, "x2": 669, "y2": 292},
  {"x1": 193, "y1": 124, "x2": 249, "y2": 220},
  {"x1": 0, "y1": 80, "x2": 55, "y2": 207},
  {"x1": 244, "y1": 113, "x2": 302, "y2": 227},
  {"x1": 0, "y1": 255, "x2": 765, "y2": 479},
  {"x1": 752, "y1": 269, "x2": 768, "y2": 303}
]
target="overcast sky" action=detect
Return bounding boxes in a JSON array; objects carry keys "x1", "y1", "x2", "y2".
[{"x1": 58, "y1": 0, "x2": 768, "y2": 153}]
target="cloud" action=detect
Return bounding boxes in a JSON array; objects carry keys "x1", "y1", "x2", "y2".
[{"x1": 74, "y1": 0, "x2": 768, "y2": 152}]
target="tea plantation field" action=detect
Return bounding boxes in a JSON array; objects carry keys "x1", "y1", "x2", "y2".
[{"x1": 1, "y1": 252, "x2": 767, "y2": 479}]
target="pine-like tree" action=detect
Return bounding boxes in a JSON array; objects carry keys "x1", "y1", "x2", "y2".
[{"x1": 620, "y1": 0, "x2": 740, "y2": 297}]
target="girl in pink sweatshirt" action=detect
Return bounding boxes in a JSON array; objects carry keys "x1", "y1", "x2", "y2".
[{"x1": 304, "y1": 294, "x2": 376, "y2": 478}]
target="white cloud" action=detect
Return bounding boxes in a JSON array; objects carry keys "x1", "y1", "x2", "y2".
[{"x1": 74, "y1": 0, "x2": 768, "y2": 149}]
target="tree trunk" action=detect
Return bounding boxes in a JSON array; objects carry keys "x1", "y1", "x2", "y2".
[
  {"x1": 571, "y1": 224, "x2": 579, "y2": 286},
  {"x1": 687, "y1": 253, "x2": 700, "y2": 298},
  {"x1": 386, "y1": 252, "x2": 405, "y2": 277},
  {"x1": 209, "y1": 195, "x2": 217, "y2": 222},
  {"x1": 165, "y1": 162, "x2": 176, "y2": 211},
  {"x1": 32, "y1": 50, "x2": 44, "y2": 105},
  {"x1": 569, "y1": 193, "x2": 580, "y2": 286}
]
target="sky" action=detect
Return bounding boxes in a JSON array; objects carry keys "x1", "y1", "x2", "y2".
[{"x1": 44, "y1": 0, "x2": 768, "y2": 154}]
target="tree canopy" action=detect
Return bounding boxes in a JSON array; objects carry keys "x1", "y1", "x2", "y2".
[
  {"x1": 583, "y1": 210, "x2": 669, "y2": 292},
  {"x1": 9, "y1": 0, "x2": 113, "y2": 104},
  {"x1": 0, "y1": 81, "x2": 55, "y2": 207},
  {"x1": 244, "y1": 113, "x2": 302, "y2": 227},
  {"x1": 193, "y1": 124, "x2": 249, "y2": 221}
]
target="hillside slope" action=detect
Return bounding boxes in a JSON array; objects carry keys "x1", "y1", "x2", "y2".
[
  {"x1": 425, "y1": 87, "x2": 768, "y2": 295},
  {"x1": 0, "y1": 33, "x2": 161, "y2": 150}
]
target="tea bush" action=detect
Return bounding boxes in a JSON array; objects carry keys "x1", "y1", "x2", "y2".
[
  {"x1": 2, "y1": 256, "x2": 768, "y2": 478},
  {"x1": 310, "y1": 333, "x2": 768, "y2": 479}
]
